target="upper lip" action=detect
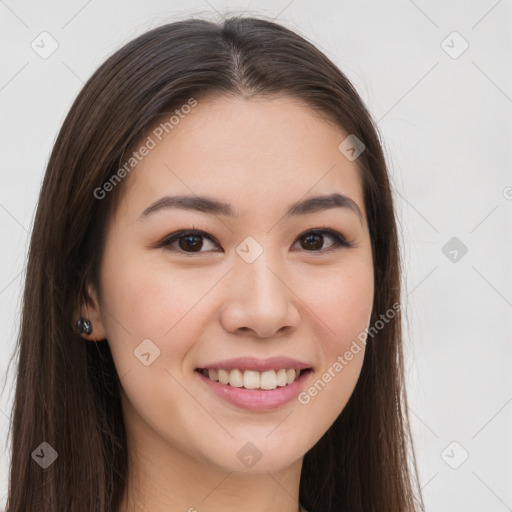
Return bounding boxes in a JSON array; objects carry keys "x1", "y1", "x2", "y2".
[{"x1": 196, "y1": 356, "x2": 312, "y2": 372}]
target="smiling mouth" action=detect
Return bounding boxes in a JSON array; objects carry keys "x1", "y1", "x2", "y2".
[{"x1": 195, "y1": 367, "x2": 312, "y2": 391}]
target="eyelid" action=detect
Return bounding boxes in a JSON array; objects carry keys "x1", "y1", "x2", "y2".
[
  {"x1": 156, "y1": 227, "x2": 355, "y2": 253},
  {"x1": 298, "y1": 228, "x2": 355, "y2": 251},
  {"x1": 155, "y1": 229, "x2": 220, "y2": 251}
]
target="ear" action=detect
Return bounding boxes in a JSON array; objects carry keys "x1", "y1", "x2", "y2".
[{"x1": 73, "y1": 283, "x2": 107, "y2": 342}]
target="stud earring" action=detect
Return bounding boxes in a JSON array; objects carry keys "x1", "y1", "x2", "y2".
[{"x1": 76, "y1": 317, "x2": 93, "y2": 335}]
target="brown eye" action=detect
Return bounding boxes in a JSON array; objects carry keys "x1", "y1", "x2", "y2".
[
  {"x1": 156, "y1": 228, "x2": 353, "y2": 255},
  {"x1": 301, "y1": 232, "x2": 324, "y2": 251},
  {"x1": 158, "y1": 230, "x2": 219, "y2": 253},
  {"x1": 294, "y1": 229, "x2": 352, "y2": 252},
  {"x1": 178, "y1": 233, "x2": 204, "y2": 252}
]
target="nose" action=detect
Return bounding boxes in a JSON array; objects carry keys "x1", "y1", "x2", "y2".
[{"x1": 219, "y1": 252, "x2": 301, "y2": 338}]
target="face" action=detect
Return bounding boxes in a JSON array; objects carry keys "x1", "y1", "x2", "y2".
[{"x1": 84, "y1": 94, "x2": 374, "y2": 475}]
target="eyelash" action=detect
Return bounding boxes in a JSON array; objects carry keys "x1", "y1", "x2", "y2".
[{"x1": 156, "y1": 228, "x2": 354, "y2": 255}]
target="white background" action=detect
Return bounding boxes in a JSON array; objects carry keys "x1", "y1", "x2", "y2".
[{"x1": 1, "y1": 1, "x2": 511, "y2": 510}]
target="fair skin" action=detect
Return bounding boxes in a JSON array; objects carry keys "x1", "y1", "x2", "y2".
[{"x1": 78, "y1": 95, "x2": 374, "y2": 512}]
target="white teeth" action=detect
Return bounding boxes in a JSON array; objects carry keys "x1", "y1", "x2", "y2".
[
  {"x1": 243, "y1": 370, "x2": 260, "y2": 389},
  {"x1": 260, "y1": 370, "x2": 277, "y2": 390},
  {"x1": 201, "y1": 367, "x2": 307, "y2": 390},
  {"x1": 218, "y1": 369, "x2": 229, "y2": 385},
  {"x1": 229, "y1": 369, "x2": 244, "y2": 387},
  {"x1": 276, "y1": 368, "x2": 287, "y2": 387}
]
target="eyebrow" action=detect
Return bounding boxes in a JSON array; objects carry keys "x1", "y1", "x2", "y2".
[{"x1": 139, "y1": 192, "x2": 363, "y2": 223}]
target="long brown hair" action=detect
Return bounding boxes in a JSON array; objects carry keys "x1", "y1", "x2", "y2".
[{"x1": 6, "y1": 15, "x2": 423, "y2": 512}]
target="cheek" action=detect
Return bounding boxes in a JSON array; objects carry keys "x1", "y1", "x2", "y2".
[
  {"x1": 294, "y1": 261, "x2": 373, "y2": 434},
  {"x1": 100, "y1": 245, "x2": 216, "y2": 337},
  {"x1": 99, "y1": 245, "x2": 228, "y2": 377},
  {"x1": 299, "y1": 257, "x2": 374, "y2": 348}
]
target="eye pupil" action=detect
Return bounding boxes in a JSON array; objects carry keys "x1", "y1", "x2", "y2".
[
  {"x1": 161, "y1": 228, "x2": 346, "y2": 255},
  {"x1": 179, "y1": 234, "x2": 203, "y2": 252},
  {"x1": 302, "y1": 233, "x2": 323, "y2": 250}
]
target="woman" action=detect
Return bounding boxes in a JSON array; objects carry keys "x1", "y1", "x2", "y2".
[{"x1": 6, "y1": 15, "x2": 423, "y2": 512}]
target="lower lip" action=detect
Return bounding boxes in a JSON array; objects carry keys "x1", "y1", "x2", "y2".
[{"x1": 195, "y1": 370, "x2": 312, "y2": 411}]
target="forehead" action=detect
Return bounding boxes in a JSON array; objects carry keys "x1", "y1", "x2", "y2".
[{"x1": 116, "y1": 94, "x2": 366, "y2": 223}]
